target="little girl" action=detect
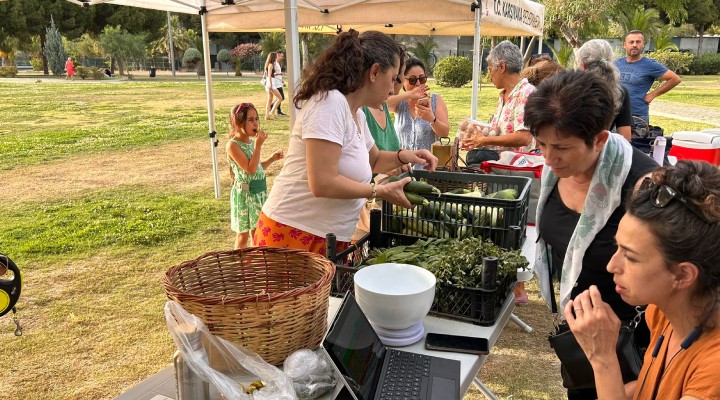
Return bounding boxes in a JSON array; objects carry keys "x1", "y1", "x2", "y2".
[{"x1": 226, "y1": 102, "x2": 284, "y2": 248}]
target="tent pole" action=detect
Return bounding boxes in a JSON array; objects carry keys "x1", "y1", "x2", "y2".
[
  {"x1": 284, "y1": 0, "x2": 300, "y2": 127},
  {"x1": 200, "y1": 1, "x2": 221, "y2": 199},
  {"x1": 470, "y1": 1, "x2": 482, "y2": 121},
  {"x1": 167, "y1": 11, "x2": 176, "y2": 77}
]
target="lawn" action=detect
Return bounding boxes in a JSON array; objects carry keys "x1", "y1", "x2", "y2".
[{"x1": 1, "y1": 75, "x2": 718, "y2": 400}]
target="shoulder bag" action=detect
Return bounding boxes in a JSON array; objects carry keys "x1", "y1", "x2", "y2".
[{"x1": 545, "y1": 260, "x2": 644, "y2": 389}]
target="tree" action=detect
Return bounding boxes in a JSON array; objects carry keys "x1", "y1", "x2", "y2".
[
  {"x1": 43, "y1": 16, "x2": 67, "y2": 75},
  {"x1": 653, "y1": 25, "x2": 680, "y2": 51},
  {"x1": 230, "y1": 43, "x2": 261, "y2": 76},
  {"x1": 258, "y1": 32, "x2": 285, "y2": 57},
  {"x1": 181, "y1": 47, "x2": 203, "y2": 76},
  {"x1": 542, "y1": 0, "x2": 622, "y2": 48},
  {"x1": 99, "y1": 25, "x2": 146, "y2": 76},
  {"x1": 216, "y1": 48, "x2": 232, "y2": 75},
  {"x1": 298, "y1": 33, "x2": 333, "y2": 69},
  {"x1": 148, "y1": 15, "x2": 198, "y2": 63},
  {"x1": 406, "y1": 36, "x2": 439, "y2": 74},
  {"x1": 615, "y1": 6, "x2": 663, "y2": 37},
  {"x1": 686, "y1": 0, "x2": 720, "y2": 55}
]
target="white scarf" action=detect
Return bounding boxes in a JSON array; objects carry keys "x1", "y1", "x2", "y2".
[{"x1": 534, "y1": 133, "x2": 633, "y2": 312}]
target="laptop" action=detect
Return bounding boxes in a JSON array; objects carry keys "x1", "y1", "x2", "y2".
[{"x1": 322, "y1": 292, "x2": 461, "y2": 400}]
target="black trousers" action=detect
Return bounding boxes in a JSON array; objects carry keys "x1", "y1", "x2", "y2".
[{"x1": 277, "y1": 86, "x2": 285, "y2": 113}]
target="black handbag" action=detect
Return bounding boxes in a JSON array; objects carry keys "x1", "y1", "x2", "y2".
[
  {"x1": 466, "y1": 148, "x2": 499, "y2": 165},
  {"x1": 630, "y1": 116, "x2": 672, "y2": 161},
  {"x1": 548, "y1": 312, "x2": 644, "y2": 389},
  {"x1": 545, "y1": 260, "x2": 644, "y2": 390}
]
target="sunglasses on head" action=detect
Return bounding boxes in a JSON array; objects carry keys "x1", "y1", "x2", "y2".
[
  {"x1": 405, "y1": 75, "x2": 427, "y2": 85},
  {"x1": 640, "y1": 177, "x2": 713, "y2": 225},
  {"x1": 234, "y1": 102, "x2": 254, "y2": 116}
]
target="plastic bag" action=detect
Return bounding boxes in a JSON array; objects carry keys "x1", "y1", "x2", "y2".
[
  {"x1": 283, "y1": 349, "x2": 337, "y2": 399},
  {"x1": 164, "y1": 301, "x2": 297, "y2": 400}
]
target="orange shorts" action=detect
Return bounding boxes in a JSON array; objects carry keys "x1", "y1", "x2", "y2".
[{"x1": 253, "y1": 212, "x2": 349, "y2": 257}]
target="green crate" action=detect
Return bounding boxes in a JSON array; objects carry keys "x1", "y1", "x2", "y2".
[{"x1": 382, "y1": 170, "x2": 532, "y2": 249}]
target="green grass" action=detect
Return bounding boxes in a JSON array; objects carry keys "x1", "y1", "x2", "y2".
[{"x1": 1, "y1": 76, "x2": 719, "y2": 400}]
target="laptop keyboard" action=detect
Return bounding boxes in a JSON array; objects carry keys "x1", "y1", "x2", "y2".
[{"x1": 378, "y1": 350, "x2": 431, "y2": 400}]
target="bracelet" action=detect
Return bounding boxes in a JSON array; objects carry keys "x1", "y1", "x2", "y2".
[
  {"x1": 396, "y1": 149, "x2": 406, "y2": 165},
  {"x1": 370, "y1": 182, "x2": 377, "y2": 199}
]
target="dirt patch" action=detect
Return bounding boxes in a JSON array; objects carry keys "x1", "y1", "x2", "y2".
[{"x1": 1, "y1": 140, "x2": 225, "y2": 205}]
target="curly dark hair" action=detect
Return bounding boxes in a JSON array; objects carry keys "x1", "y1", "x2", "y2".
[
  {"x1": 628, "y1": 160, "x2": 720, "y2": 327},
  {"x1": 524, "y1": 70, "x2": 615, "y2": 147},
  {"x1": 293, "y1": 30, "x2": 404, "y2": 108}
]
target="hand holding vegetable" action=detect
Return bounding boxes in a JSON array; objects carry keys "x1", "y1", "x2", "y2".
[{"x1": 376, "y1": 176, "x2": 414, "y2": 209}]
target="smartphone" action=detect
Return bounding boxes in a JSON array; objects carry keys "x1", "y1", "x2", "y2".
[
  {"x1": 425, "y1": 333, "x2": 489, "y2": 355},
  {"x1": 417, "y1": 97, "x2": 429, "y2": 106}
]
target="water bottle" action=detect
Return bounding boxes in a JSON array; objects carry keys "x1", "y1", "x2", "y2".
[
  {"x1": 174, "y1": 324, "x2": 210, "y2": 400},
  {"x1": 653, "y1": 137, "x2": 666, "y2": 165}
]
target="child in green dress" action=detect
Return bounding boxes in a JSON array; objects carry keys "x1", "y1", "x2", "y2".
[{"x1": 226, "y1": 103, "x2": 284, "y2": 248}]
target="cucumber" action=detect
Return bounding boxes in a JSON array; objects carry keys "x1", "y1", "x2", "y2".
[
  {"x1": 405, "y1": 192, "x2": 430, "y2": 206},
  {"x1": 405, "y1": 180, "x2": 441, "y2": 195},
  {"x1": 486, "y1": 188, "x2": 518, "y2": 199}
]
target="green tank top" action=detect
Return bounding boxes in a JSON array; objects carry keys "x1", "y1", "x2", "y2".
[{"x1": 362, "y1": 103, "x2": 400, "y2": 151}]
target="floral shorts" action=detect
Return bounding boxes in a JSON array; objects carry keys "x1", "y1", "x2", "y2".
[{"x1": 253, "y1": 212, "x2": 349, "y2": 257}]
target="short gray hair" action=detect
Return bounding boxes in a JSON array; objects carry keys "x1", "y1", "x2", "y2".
[
  {"x1": 576, "y1": 39, "x2": 622, "y2": 114},
  {"x1": 486, "y1": 40, "x2": 523, "y2": 74}
]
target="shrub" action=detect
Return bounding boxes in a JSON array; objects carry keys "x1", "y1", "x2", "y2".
[
  {"x1": 433, "y1": 56, "x2": 473, "y2": 88},
  {"x1": 182, "y1": 48, "x2": 202, "y2": 67},
  {"x1": 30, "y1": 58, "x2": 43, "y2": 71},
  {"x1": 217, "y1": 49, "x2": 232, "y2": 66},
  {"x1": 0, "y1": 66, "x2": 18, "y2": 77},
  {"x1": 230, "y1": 43, "x2": 261, "y2": 75},
  {"x1": 646, "y1": 50, "x2": 694, "y2": 74},
  {"x1": 75, "y1": 66, "x2": 106, "y2": 80},
  {"x1": 688, "y1": 53, "x2": 720, "y2": 75}
]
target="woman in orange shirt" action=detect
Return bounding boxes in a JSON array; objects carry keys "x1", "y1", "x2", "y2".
[{"x1": 566, "y1": 160, "x2": 720, "y2": 400}]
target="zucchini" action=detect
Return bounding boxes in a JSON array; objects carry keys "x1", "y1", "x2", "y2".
[
  {"x1": 405, "y1": 180, "x2": 441, "y2": 195},
  {"x1": 486, "y1": 188, "x2": 518, "y2": 199},
  {"x1": 405, "y1": 192, "x2": 430, "y2": 206}
]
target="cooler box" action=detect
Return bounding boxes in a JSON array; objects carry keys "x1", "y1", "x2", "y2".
[{"x1": 668, "y1": 129, "x2": 720, "y2": 166}]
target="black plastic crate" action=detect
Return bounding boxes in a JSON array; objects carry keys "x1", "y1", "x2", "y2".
[
  {"x1": 326, "y1": 211, "x2": 518, "y2": 326},
  {"x1": 381, "y1": 170, "x2": 532, "y2": 249}
]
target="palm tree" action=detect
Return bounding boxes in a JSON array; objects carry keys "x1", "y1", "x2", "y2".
[
  {"x1": 652, "y1": 25, "x2": 679, "y2": 52},
  {"x1": 406, "y1": 36, "x2": 439, "y2": 74},
  {"x1": 149, "y1": 15, "x2": 198, "y2": 63},
  {"x1": 615, "y1": 6, "x2": 663, "y2": 40}
]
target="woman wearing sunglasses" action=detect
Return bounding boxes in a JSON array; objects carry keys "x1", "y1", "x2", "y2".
[
  {"x1": 566, "y1": 160, "x2": 720, "y2": 400},
  {"x1": 460, "y1": 41, "x2": 536, "y2": 161},
  {"x1": 386, "y1": 58, "x2": 449, "y2": 151},
  {"x1": 525, "y1": 70, "x2": 659, "y2": 400},
  {"x1": 254, "y1": 31, "x2": 437, "y2": 255}
]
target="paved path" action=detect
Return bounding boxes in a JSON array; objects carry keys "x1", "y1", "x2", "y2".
[{"x1": 652, "y1": 99, "x2": 720, "y2": 127}]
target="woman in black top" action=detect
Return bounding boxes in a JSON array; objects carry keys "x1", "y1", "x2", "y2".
[
  {"x1": 576, "y1": 39, "x2": 633, "y2": 141},
  {"x1": 524, "y1": 70, "x2": 658, "y2": 400}
]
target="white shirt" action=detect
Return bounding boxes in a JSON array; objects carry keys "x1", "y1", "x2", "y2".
[
  {"x1": 273, "y1": 61, "x2": 283, "y2": 88},
  {"x1": 262, "y1": 90, "x2": 375, "y2": 242}
]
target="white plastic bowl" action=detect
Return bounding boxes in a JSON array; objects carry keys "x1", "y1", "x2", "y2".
[
  {"x1": 353, "y1": 263, "x2": 436, "y2": 330},
  {"x1": 517, "y1": 268, "x2": 534, "y2": 282}
]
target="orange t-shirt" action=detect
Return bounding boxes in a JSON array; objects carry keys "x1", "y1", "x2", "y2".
[{"x1": 633, "y1": 305, "x2": 720, "y2": 400}]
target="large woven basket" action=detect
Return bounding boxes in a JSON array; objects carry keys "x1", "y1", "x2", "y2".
[{"x1": 164, "y1": 247, "x2": 335, "y2": 365}]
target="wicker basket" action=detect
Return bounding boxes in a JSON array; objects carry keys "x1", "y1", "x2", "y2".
[{"x1": 164, "y1": 247, "x2": 335, "y2": 365}]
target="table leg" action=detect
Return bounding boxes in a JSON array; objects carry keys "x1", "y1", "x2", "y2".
[
  {"x1": 510, "y1": 313, "x2": 533, "y2": 333},
  {"x1": 473, "y1": 377, "x2": 500, "y2": 400}
]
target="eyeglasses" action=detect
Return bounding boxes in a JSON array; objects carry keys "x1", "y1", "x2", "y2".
[
  {"x1": 640, "y1": 177, "x2": 713, "y2": 225},
  {"x1": 405, "y1": 75, "x2": 427, "y2": 85}
]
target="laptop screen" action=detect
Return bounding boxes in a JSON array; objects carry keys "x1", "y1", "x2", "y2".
[{"x1": 323, "y1": 294, "x2": 387, "y2": 400}]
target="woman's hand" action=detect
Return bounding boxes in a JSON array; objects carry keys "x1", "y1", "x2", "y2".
[
  {"x1": 415, "y1": 102, "x2": 435, "y2": 124},
  {"x1": 460, "y1": 134, "x2": 484, "y2": 150},
  {"x1": 399, "y1": 149, "x2": 438, "y2": 172},
  {"x1": 376, "y1": 177, "x2": 413, "y2": 209},
  {"x1": 564, "y1": 286, "x2": 621, "y2": 367},
  {"x1": 408, "y1": 84, "x2": 429, "y2": 100}
]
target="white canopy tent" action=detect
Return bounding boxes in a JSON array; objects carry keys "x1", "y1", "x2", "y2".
[{"x1": 66, "y1": 0, "x2": 545, "y2": 198}]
